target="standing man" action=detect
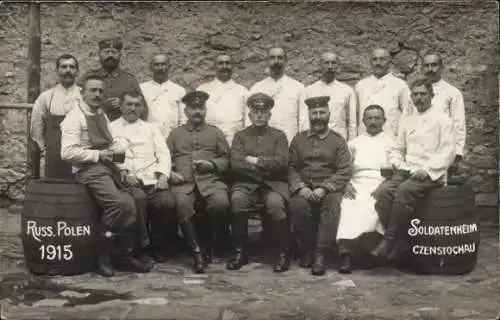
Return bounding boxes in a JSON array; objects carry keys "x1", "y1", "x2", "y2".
[
  {"x1": 301, "y1": 52, "x2": 357, "y2": 141},
  {"x1": 61, "y1": 74, "x2": 150, "y2": 277},
  {"x1": 420, "y1": 53, "x2": 465, "y2": 174},
  {"x1": 30, "y1": 53, "x2": 81, "y2": 179},
  {"x1": 140, "y1": 53, "x2": 186, "y2": 139},
  {"x1": 250, "y1": 47, "x2": 305, "y2": 143},
  {"x1": 110, "y1": 90, "x2": 177, "y2": 263},
  {"x1": 355, "y1": 48, "x2": 412, "y2": 137},
  {"x1": 81, "y1": 38, "x2": 146, "y2": 122},
  {"x1": 227, "y1": 93, "x2": 290, "y2": 272},
  {"x1": 370, "y1": 78, "x2": 455, "y2": 261},
  {"x1": 196, "y1": 54, "x2": 249, "y2": 146},
  {"x1": 167, "y1": 91, "x2": 231, "y2": 274},
  {"x1": 288, "y1": 96, "x2": 352, "y2": 276}
]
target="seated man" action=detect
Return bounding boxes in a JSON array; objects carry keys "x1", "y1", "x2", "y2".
[
  {"x1": 288, "y1": 96, "x2": 352, "y2": 276},
  {"x1": 110, "y1": 90, "x2": 177, "y2": 263},
  {"x1": 336, "y1": 105, "x2": 393, "y2": 274},
  {"x1": 227, "y1": 93, "x2": 290, "y2": 273},
  {"x1": 61, "y1": 74, "x2": 150, "y2": 277},
  {"x1": 370, "y1": 78, "x2": 455, "y2": 261},
  {"x1": 167, "y1": 90, "x2": 231, "y2": 274}
]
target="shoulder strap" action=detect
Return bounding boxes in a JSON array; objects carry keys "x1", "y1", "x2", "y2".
[{"x1": 47, "y1": 87, "x2": 56, "y2": 114}]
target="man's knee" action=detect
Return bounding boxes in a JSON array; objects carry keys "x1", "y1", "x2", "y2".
[
  {"x1": 173, "y1": 193, "x2": 196, "y2": 221},
  {"x1": 264, "y1": 192, "x2": 287, "y2": 220},
  {"x1": 207, "y1": 191, "x2": 230, "y2": 214},
  {"x1": 230, "y1": 190, "x2": 253, "y2": 213},
  {"x1": 394, "y1": 179, "x2": 425, "y2": 204},
  {"x1": 155, "y1": 191, "x2": 176, "y2": 211}
]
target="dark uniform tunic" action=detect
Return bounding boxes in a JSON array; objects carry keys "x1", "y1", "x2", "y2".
[
  {"x1": 80, "y1": 67, "x2": 145, "y2": 121},
  {"x1": 288, "y1": 129, "x2": 352, "y2": 250},
  {"x1": 230, "y1": 125, "x2": 289, "y2": 220},
  {"x1": 167, "y1": 122, "x2": 230, "y2": 220}
]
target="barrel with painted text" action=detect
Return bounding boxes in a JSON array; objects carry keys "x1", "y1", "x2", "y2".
[
  {"x1": 21, "y1": 180, "x2": 99, "y2": 275},
  {"x1": 407, "y1": 184, "x2": 480, "y2": 275}
]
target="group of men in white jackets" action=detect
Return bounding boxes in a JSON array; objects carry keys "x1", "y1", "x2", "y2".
[{"x1": 29, "y1": 37, "x2": 465, "y2": 276}]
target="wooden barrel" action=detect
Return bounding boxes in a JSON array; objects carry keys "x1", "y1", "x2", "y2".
[
  {"x1": 406, "y1": 184, "x2": 480, "y2": 275},
  {"x1": 21, "y1": 180, "x2": 99, "y2": 275}
]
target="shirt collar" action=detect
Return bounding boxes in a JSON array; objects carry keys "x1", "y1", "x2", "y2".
[
  {"x1": 319, "y1": 78, "x2": 337, "y2": 87},
  {"x1": 55, "y1": 83, "x2": 79, "y2": 93},
  {"x1": 372, "y1": 72, "x2": 392, "y2": 81},
  {"x1": 307, "y1": 128, "x2": 330, "y2": 140},
  {"x1": 185, "y1": 121, "x2": 207, "y2": 132},
  {"x1": 152, "y1": 79, "x2": 171, "y2": 87},
  {"x1": 214, "y1": 78, "x2": 234, "y2": 86}
]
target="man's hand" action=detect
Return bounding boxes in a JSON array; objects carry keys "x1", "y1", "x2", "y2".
[
  {"x1": 106, "y1": 97, "x2": 121, "y2": 109},
  {"x1": 411, "y1": 169, "x2": 429, "y2": 181},
  {"x1": 126, "y1": 174, "x2": 142, "y2": 187},
  {"x1": 344, "y1": 182, "x2": 357, "y2": 200},
  {"x1": 312, "y1": 187, "x2": 327, "y2": 202},
  {"x1": 299, "y1": 187, "x2": 315, "y2": 201},
  {"x1": 245, "y1": 156, "x2": 259, "y2": 165},
  {"x1": 98, "y1": 150, "x2": 113, "y2": 162},
  {"x1": 169, "y1": 171, "x2": 185, "y2": 185},
  {"x1": 156, "y1": 174, "x2": 169, "y2": 190},
  {"x1": 193, "y1": 160, "x2": 214, "y2": 174}
]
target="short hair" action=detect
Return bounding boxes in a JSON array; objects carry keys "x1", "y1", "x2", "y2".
[
  {"x1": 363, "y1": 104, "x2": 386, "y2": 118},
  {"x1": 423, "y1": 52, "x2": 443, "y2": 66},
  {"x1": 120, "y1": 90, "x2": 143, "y2": 103},
  {"x1": 410, "y1": 77, "x2": 434, "y2": 96},
  {"x1": 268, "y1": 47, "x2": 288, "y2": 60},
  {"x1": 56, "y1": 53, "x2": 79, "y2": 70},
  {"x1": 81, "y1": 73, "x2": 104, "y2": 89}
]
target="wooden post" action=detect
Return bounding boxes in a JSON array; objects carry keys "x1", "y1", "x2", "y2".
[{"x1": 27, "y1": 1, "x2": 41, "y2": 180}]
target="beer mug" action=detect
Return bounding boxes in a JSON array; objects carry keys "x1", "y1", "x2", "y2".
[
  {"x1": 112, "y1": 152, "x2": 126, "y2": 163},
  {"x1": 380, "y1": 162, "x2": 393, "y2": 178}
]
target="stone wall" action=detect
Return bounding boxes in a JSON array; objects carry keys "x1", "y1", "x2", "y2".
[{"x1": 0, "y1": 2, "x2": 498, "y2": 216}]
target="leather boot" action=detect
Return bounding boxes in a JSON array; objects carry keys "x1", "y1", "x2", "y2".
[
  {"x1": 338, "y1": 253, "x2": 352, "y2": 274},
  {"x1": 226, "y1": 213, "x2": 248, "y2": 270},
  {"x1": 95, "y1": 231, "x2": 115, "y2": 277},
  {"x1": 113, "y1": 234, "x2": 151, "y2": 273},
  {"x1": 180, "y1": 218, "x2": 205, "y2": 274},
  {"x1": 370, "y1": 211, "x2": 399, "y2": 261},
  {"x1": 311, "y1": 249, "x2": 326, "y2": 276},
  {"x1": 272, "y1": 219, "x2": 290, "y2": 273},
  {"x1": 299, "y1": 250, "x2": 314, "y2": 268}
]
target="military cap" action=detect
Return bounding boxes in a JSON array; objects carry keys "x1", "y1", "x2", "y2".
[
  {"x1": 247, "y1": 92, "x2": 274, "y2": 110},
  {"x1": 98, "y1": 38, "x2": 123, "y2": 51},
  {"x1": 305, "y1": 96, "x2": 330, "y2": 109},
  {"x1": 181, "y1": 90, "x2": 210, "y2": 107}
]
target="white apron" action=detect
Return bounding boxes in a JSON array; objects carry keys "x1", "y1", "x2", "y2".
[{"x1": 336, "y1": 134, "x2": 392, "y2": 240}]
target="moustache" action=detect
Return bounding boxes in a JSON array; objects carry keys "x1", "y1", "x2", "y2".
[
  {"x1": 270, "y1": 63, "x2": 283, "y2": 69},
  {"x1": 310, "y1": 119, "x2": 328, "y2": 125}
]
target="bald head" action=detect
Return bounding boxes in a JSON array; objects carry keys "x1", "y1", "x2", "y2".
[
  {"x1": 370, "y1": 48, "x2": 391, "y2": 78},
  {"x1": 320, "y1": 52, "x2": 338, "y2": 83},
  {"x1": 215, "y1": 54, "x2": 233, "y2": 82},
  {"x1": 150, "y1": 54, "x2": 170, "y2": 83}
]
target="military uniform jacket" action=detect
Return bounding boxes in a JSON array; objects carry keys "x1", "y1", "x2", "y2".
[
  {"x1": 80, "y1": 67, "x2": 145, "y2": 121},
  {"x1": 288, "y1": 129, "x2": 352, "y2": 195},
  {"x1": 167, "y1": 122, "x2": 230, "y2": 197},
  {"x1": 231, "y1": 125, "x2": 290, "y2": 201}
]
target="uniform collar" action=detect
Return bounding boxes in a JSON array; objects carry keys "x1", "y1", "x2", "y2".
[
  {"x1": 99, "y1": 67, "x2": 121, "y2": 79},
  {"x1": 307, "y1": 128, "x2": 330, "y2": 140},
  {"x1": 185, "y1": 121, "x2": 207, "y2": 132},
  {"x1": 249, "y1": 125, "x2": 270, "y2": 135}
]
